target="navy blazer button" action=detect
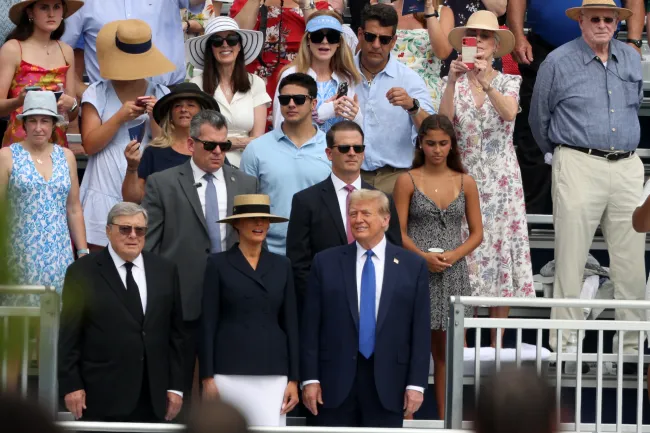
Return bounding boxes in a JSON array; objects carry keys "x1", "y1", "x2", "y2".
[
  {"x1": 140, "y1": 356, "x2": 144, "y2": 361},
  {"x1": 142, "y1": 331, "x2": 146, "y2": 336},
  {"x1": 205, "y1": 248, "x2": 210, "y2": 254},
  {"x1": 352, "y1": 355, "x2": 357, "y2": 361}
]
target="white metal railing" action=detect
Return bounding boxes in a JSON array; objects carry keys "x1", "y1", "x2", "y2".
[
  {"x1": 0, "y1": 285, "x2": 60, "y2": 416},
  {"x1": 444, "y1": 296, "x2": 650, "y2": 432},
  {"x1": 56, "y1": 424, "x2": 467, "y2": 433}
]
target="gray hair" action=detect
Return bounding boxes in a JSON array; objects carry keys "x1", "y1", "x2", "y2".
[
  {"x1": 190, "y1": 110, "x2": 228, "y2": 138},
  {"x1": 106, "y1": 202, "x2": 149, "y2": 226},
  {"x1": 349, "y1": 189, "x2": 391, "y2": 217}
]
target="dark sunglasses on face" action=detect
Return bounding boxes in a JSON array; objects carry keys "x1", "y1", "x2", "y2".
[
  {"x1": 192, "y1": 137, "x2": 233, "y2": 152},
  {"x1": 111, "y1": 224, "x2": 148, "y2": 237},
  {"x1": 333, "y1": 144, "x2": 365, "y2": 154},
  {"x1": 589, "y1": 16, "x2": 615, "y2": 24},
  {"x1": 309, "y1": 30, "x2": 342, "y2": 44},
  {"x1": 210, "y1": 34, "x2": 241, "y2": 48},
  {"x1": 363, "y1": 31, "x2": 394, "y2": 45},
  {"x1": 465, "y1": 30, "x2": 493, "y2": 40},
  {"x1": 278, "y1": 94, "x2": 314, "y2": 106}
]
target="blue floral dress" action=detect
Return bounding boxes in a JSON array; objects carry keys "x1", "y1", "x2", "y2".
[
  {"x1": 0, "y1": 144, "x2": 73, "y2": 307},
  {"x1": 314, "y1": 79, "x2": 343, "y2": 133}
]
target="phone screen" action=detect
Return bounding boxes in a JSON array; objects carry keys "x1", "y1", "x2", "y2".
[
  {"x1": 337, "y1": 82, "x2": 348, "y2": 99},
  {"x1": 462, "y1": 37, "x2": 477, "y2": 69}
]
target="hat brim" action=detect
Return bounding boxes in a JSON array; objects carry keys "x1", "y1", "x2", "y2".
[
  {"x1": 186, "y1": 28, "x2": 264, "y2": 69},
  {"x1": 152, "y1": 91, "x2": 219, "y2": 124},
  {"x1": 97, "y1": 20, "x2": 176, "y2": 81},
  {"x1": 566, "y1": 5, "x2": 633, "y2": 21},
  {"x1": 16, "y1": 108, "x2": 64, "y2": 123},
  {"x1": 9, "y1": 0, "x2": 84, "y2": 25},
  {"x1": 448, "y1": 26, "x2": 515, "y2": 58},
  {"x1": 218, "y1": 213, "x2": 289, "y2": 224}
]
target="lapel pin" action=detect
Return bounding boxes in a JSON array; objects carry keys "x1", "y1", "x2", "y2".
[
  {"x1": 394, "y1": 258, "x2": 399, "y2": 264},
  {"x1": 231, "y1": 176, "x2": 235, "y2": 182}
]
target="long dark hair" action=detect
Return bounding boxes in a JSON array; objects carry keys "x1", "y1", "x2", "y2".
[
  {"x1": 5, "y1": 1, "x2": 68, "y2": 43},
  {"x1": 413, "y1": 114, "x2": 466, "y2": 174},
  {"x1": 202, "y1": 34, "x2": 252, "y2": 97}
]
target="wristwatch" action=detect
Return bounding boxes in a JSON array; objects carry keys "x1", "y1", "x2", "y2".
[
  {"x1": 69, "y1": 98, "x2": 78, "y2": 113},
  {"x1": 302, "y1": 0, "x2": 315, "y2": 10},
  {"x1": 424, "y1": 10, "x2": 439, "y2": 18},
  {"x1": 407, "y1": 98, "x2": 420, "y2": 115},
  {"x1": 626, "y1": 38, "x2": 642, "y2": 48},
  {"x1": 77, "y1": 249, "x2": 90, "y2": 256}
]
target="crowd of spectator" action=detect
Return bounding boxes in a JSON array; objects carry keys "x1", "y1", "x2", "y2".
[{"x1": 0, "y1": 0, "x2": 649, "y2": 428}]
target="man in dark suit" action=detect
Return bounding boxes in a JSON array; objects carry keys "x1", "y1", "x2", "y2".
[
  {"x1": 301, "y1": 189, "x2": 430, "y2": 427},
  {"x1": 287, "y1": 120, "x2": 402, "y2": 310},
  {"x1": 141, "y1": 110, "x2": 258, "y2": 397},
  {"x1": 58, "y1": 202, "x2": 184, "y2": 422}
]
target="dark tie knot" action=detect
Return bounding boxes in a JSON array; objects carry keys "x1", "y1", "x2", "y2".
[{"x1": 124, "y1": 262, "x2": 134, "y2": 272}]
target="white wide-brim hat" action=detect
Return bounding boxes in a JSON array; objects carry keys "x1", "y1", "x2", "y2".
[
  {"x1": 185, "y1": 17, "x2": 264, "y2": 69},
  {"x1": 448, "y1": 10, "x2": 515, "y2": 59},
  {"x1": 16, "y1": 91, "x2": 64, "y2": 122}
]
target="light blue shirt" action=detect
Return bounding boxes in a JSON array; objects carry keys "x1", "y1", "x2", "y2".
[
  {"x1": 240, "y1": 127, "x2": 332, "y2": 255},
  {"x1": 62, "y1": 0, "x2": 204, "y2": 85},
  {"x1": 354, "y1": 54, "x2": 434, "y2": 171}
]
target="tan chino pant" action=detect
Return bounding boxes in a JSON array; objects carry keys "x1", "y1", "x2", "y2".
[{"x1": 361, "y1": 167, "x2": 407, "y2": 195}]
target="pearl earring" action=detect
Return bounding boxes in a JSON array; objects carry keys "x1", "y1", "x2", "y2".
[{"x1": 29, "y1": 17, "x2": 33, "y2": 23}]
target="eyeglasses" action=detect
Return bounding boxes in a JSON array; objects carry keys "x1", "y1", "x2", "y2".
[
  {"x1": 362, "y1": 31, "x2": 394, "y2": 45},
  {"x1": 333, "y1": 144, "x2": 365, "y2": 154},
  {"x1": 589, "y1": 16, "x2": 616, "y2": 24},
  {"x1": 277, "y1": 94, "x2": 314, "y2": 106},
  {"x1": 309, "y1": 30, "x2": 341, "y2": 44},
  {"x1": 210, "y1": 34, "x2": 241, "y2": 47},
  {"x1": 110, "y1": 224, "x2": 148, "y2": 237},
  {"x1": 192, "y1": 137, "x2": 233, "y2": 152}
]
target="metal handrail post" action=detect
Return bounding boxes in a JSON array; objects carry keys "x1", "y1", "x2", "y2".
[
  {"x1": 38, "y1": 287, "x2": 59, "y2": 417},
  {"x1": 444, "y1": 296, "x2": 465, "y2": 429}
]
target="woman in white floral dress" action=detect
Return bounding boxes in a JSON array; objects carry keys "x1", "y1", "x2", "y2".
[{"x1": 439, "y1": 11, "x2": 534, "y2": 347}]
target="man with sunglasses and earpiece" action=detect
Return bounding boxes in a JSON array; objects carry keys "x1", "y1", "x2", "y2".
[
  {"x1": 240, "y1": 73, "x2": 333, "y2": 255},
  {"x1": 353, "y1": 4, "x2": 434, "y2": 195},
  {"x1": 141, "y1": 110, "x2": 258, "y2": 404}
]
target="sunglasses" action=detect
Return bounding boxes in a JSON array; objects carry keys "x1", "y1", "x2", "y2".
[
  {"x1": 111, "y1": 224, "x2": 147, "y2": 237},
  {"x1": 465, "y1": 30, "x2": 493, "y2": 40},
  {"x1": 278, "y1": 94, "x2": 314, "y2": 106},
  {"x1": 589, "y1": 16, "x2": 615, "y2": 24},
  {"x1": 309, "y1": 30, "x2": 342, "y2": 44},
  {"x1": 363, "y1": 31, "x2": 394, "y2": 45},
  {"x1": 333, "y1": 144, "x2": 365, "y2": 154},
  {"x1": 192, "y1": 137, "x2": 233, "y2": 152},
  {"x1": 210, "y1": 34, "x2": 241, "y2": 47}
]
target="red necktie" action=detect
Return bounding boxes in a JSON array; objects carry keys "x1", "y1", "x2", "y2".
[{"x1": 344, "y1": 184, "x2": 355, "y2": 244}]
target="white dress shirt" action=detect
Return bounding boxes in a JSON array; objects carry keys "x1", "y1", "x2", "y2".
[
  {"x1": 107, "y1": 244, "x2": 183, "y2": 398},
  {"x1": 330, "y1": 173, "x2": 362, "y2": 239},
  {"x1": 190, "y1": 158, "x2": 228, "y2": 252}
]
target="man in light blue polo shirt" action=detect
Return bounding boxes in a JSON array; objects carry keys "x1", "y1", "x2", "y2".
[{"x1": 240, "y1": 73, "x2": 332, "y2": 255}]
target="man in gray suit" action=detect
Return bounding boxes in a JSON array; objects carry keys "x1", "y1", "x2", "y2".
[{"x1": 142, "y1": 110, "x2": 258, "y2": 398}]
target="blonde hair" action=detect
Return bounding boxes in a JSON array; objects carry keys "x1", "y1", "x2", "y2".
[
  {"x1": 148, "y1": 113, "x2": 175, "y2": 148},
  {"x1": 281, "y1": 10, "x2": 361, "y2": 85},
  {"x1": 349, "y1": 189, "x2": 390, "y2": 217}
]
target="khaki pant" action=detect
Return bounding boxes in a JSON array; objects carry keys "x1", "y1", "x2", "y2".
[
  {"x1": 549, "y1": 147, "x2": 646, "y2": 353},
  {"x1": 361, "y1": 167, "x2": 407, "y2": 195}
]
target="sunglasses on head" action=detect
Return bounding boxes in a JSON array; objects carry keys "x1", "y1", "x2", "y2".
[
  {"x1": 309, "y1": 30, "x2": 342, "y2": 44},
  {"x1": 589, "y1": 16, "x2": 615, "y2": 24},
  {"x1": 333, "y1": 144, "x2": 365, "y2": 154},
  {"x1": 111, "y1": 224, "x2": 147, "y2": 237},
  {"x1": 192, "y1": 137, "x2": 233, "y2": 152},
  {"x1": 210, "y1": 34, "x2": 241, "y2": 47},
  {"x1": 277, "y1": 94, "x2": 314, "y2": 106},
  {"x1": 363, "y1": 31, "x2": 394, "y2": 45}
]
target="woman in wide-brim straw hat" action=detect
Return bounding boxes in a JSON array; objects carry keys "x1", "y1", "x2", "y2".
[
  {"x1": 200, "y1": 194, "x2": 299, "y2": 427},
  {"x1": 0, "y1": 0, "x2": 85, "y2": 149},
  {"x1": 439, "y1": 10, "x2": 536, "y2": 347},
  {"x1": 79, "y1": 19, "x2": 175, "y2": 250}
]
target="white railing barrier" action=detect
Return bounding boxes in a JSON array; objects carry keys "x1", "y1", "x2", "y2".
[
  {"x1": 444, "y1": 296, "x2": 650, "y2": 432},
  {"x1": 0, "y1": 285, "x2": 59, "y2": 416}
]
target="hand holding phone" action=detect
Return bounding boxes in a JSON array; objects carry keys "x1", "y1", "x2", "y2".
[
  {"x1": 135, "y1": 96, "x2": 150, "y2": 108},
  {"x1": 336, "y1": 82, "x2": 348, "y2": 100},
  {"x1": 462, "y1": 36, "x2": 477, "y2": 70}
]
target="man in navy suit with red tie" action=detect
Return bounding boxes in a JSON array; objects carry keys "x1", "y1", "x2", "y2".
[{"x1": 300, "y1": 189, "x2": 430, "y2": 427}]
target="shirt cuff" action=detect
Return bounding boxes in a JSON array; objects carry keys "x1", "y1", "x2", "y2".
[
  {"x1": 406, "y1": 385, "x2": 425, "y2": 394},
  {"x1": 168, "y1": 390, "x2": 184, "y2": 398},
  {"x1": 301, "y1": 380, "x2": 320, "y2": 389}
]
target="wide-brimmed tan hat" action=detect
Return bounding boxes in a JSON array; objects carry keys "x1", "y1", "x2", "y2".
[
  {"x1": 566, "y1": 0, "x2": 632, "y2": 21},
  {"x1": 97, "y1": 19, "x2": 176, "y2": 81},
  {"x1": 448, "y1": 10, "x2": 515, "y2": 59},
  {"x1": 9, "y1": 0, "x2": 84, "y2": 25},
  {"x1": 218, "y1": 194, "x2": 288, "y2": 224}
]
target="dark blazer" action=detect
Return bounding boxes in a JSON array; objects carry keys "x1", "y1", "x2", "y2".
[
  {"x1": 199, "y1": 245, "x2": 299, "y2": 381},
  {"x1": 300, "y1": 241, "x2": 430, "y2": 414},
  {"x1": 142, "y1": 160, "x2": 258, "y2": 321},
  {"x1": 58, "y1": 249, "x2": 184, "y2": 420},
  {"x1": 286, "y1": 176, "x2": 403, "y2": 307}
]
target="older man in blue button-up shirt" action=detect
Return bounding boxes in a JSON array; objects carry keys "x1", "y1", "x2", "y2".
[{"x1": 530, "y1": 1, "x2": 646, "y2": 355}]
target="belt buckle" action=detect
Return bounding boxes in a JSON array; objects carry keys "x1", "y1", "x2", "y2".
[{"x1": 603, "y1": 151, "x2": 618, "y2": 160}]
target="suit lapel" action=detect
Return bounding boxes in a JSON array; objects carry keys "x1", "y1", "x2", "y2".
[
  {"x1": 178, "y1": 161, "x2": 209, "y2": 234},
  {"x1": 321, "y1": 178, "x2": 347, "y2": 244},
  {"x1": 226, "y1": 246, "x2": 267, "y2": 291},
  {"x1": 96, "y1": 249, "x2": 140, "y2": 325},
  {"x1": 377, "y1": 242, "x2": 398, "y2": 334},
  {"x1": 142, "y1": 253, "x2": 156, "y2": 327},
  {"x1": 341, "y1": 243, "x2": 359, "y2": 331},
  {"x1": 222, "y1": 166, "x2": 236, "y2": 242}
]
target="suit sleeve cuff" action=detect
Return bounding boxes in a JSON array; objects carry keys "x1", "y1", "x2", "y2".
[
  {"x1": 301, "y1": 380, "x2": 320, "y2": 390},
  {"x1": 406, "y1": 385, "x2": 425, "y2": 394},
  {"x1": 168, "y1": 390, "x2": 184, "y2": 398}
]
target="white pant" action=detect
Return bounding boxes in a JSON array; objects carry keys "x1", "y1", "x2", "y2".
[{"x1": 549, "y1": 147, "x2": 646, "y2": 353}]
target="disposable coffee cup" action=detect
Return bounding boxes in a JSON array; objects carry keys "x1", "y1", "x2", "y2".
[{"x1": 428, "y1": 248, "x2": 444, "y2": 253}]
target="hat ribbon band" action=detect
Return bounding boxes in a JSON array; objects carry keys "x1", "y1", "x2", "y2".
[
  {"x1": 232, "y1": 204, "x2": 271, "y2": 215},
  {"x1": 581, "y1": 3, "x2": 619, "y2": 7},
  {"x1": 115, "y1": 36, "x2": 152, "y2": 55}
]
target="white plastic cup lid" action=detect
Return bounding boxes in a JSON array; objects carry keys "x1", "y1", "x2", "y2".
[{"x1": 428, "y1": 248, "x2": 444, "y2": 253}]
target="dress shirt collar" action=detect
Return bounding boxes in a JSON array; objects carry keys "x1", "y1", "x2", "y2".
[
  {"x1": 331, "y1": 172, "x2": 362, "y2": 192},
  {"x1": 190, "y1": 157, "x2": 224, "y2": 183},
  {"x1": 355, "y1": 53, "x2": 398, "y2": 78},
  {"x1": 356, "y1": 235, "x2": 387, "y2": 263},
  {"x1": 107, "y1": 243, "x2": 144, "y2": 271},
  {"x1": 578, "y1": 36, "x2": 619, "y2": 65},
  {"x1": 271, "y1": 124, "x2": 324, "y2": 147}
]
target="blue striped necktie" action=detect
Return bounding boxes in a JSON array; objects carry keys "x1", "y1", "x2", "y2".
[{"x1": 359, "y1": 249, "x2": 376, "y2": 358}]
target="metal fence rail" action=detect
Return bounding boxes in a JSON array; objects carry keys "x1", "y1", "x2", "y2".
[{"x1": 444, "y1": 296, "x2": 650, "y2": 432}]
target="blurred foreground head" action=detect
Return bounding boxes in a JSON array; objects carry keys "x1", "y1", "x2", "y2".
[
  {"x1": 0, "y1": 393, "x2": 61, "y2": 433},
  {"x1": 187, "y1": 400, "x2": 249, "y2": 433},
  {"x1": 475, "y1": 367, "x2": 557, "y2": 433}
]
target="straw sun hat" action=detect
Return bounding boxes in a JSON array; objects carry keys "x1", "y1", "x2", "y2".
[
  {"x1": 218, "y1": 195, "x2": 288, "y2": 224},
  {"x1": 566, "y1": 0, "x2": 632, "y2": 21},
  {"x1": 96, "y1": 19, "x2": 176, "y2": 81},
  {"x1": 448, "y1": 10, "x2": 515, "y2": 59},
  {"x1": 9, "y1": 0, "x2": 84, "y2": 25}
]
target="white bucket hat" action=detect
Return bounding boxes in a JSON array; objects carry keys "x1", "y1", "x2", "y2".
[
  {"x1": 185, "y1": 17, "x2": 264, "y2": 69},
  {"x1": 16, "y1": 91, "x2": 64, "y2": 123}
]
